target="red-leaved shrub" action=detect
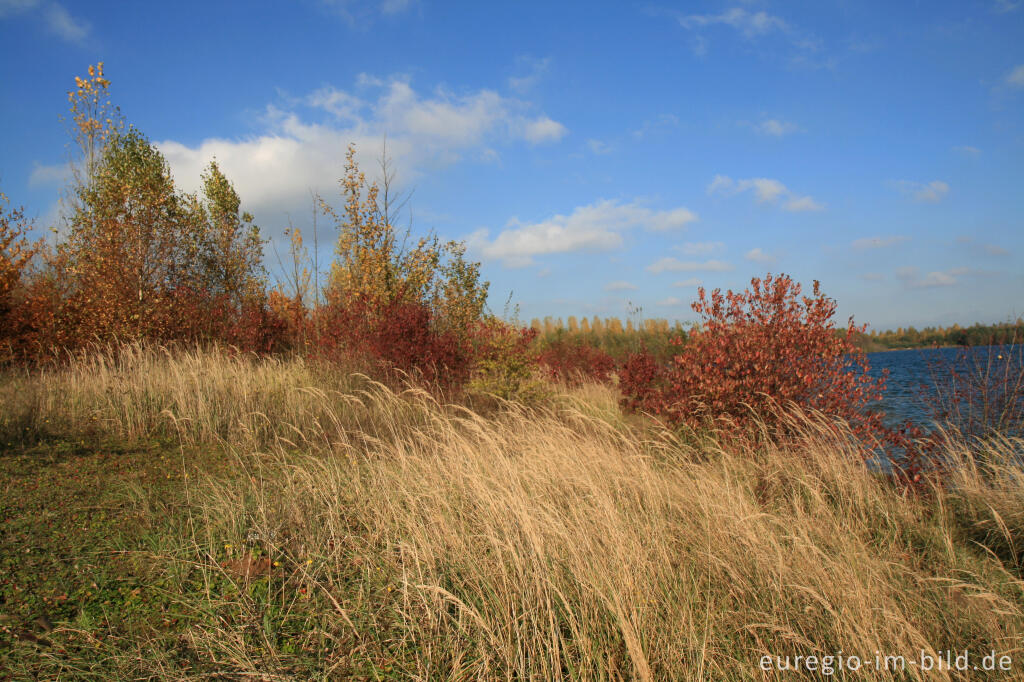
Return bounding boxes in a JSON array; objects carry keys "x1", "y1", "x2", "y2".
[
  {"x1": 313, "y1": 293, "x2": 472, "y2": 392},
  {"x1": 620, "y1": 274, "x2": 889, "y2": 448},
  {"x1": 537, "y1": 338, "x2": 616, "y2": 386}
]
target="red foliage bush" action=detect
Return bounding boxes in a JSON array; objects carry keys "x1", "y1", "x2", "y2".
[
  {"x1": 313, "y1": 293, "x2": 473, "y2": 392},
  {"x1": 155, "y1": 287, "x2": 292, "y2": 355},
  {"x1": 537, "y1": 338, "x2": 616, "y2": 386},
  {"x1": 620, "y1": 273, "x2": 889, "y2": 448}
]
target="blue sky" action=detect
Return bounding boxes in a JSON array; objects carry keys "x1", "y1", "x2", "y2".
[{"x1": 1, "y1": 0, "x2": 1022, "y2": 330}]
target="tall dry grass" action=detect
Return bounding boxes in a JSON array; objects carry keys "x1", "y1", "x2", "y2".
[{"x1": 4, "y1": 344, "x2": 1024, "y2": 679}]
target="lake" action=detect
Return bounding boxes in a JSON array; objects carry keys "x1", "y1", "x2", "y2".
[{"x1": 865, "y1": 345, "x2": 1022, "y2": 433}]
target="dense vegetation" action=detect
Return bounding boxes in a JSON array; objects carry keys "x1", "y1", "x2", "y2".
[{"x1": 2, "y1": 64, "x2": 1023, "y2": 679}]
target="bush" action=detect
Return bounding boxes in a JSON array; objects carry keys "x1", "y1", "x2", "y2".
[
  {"x1": 467, "y1": 318, "x2": 548, "y2": 404},
  {"x1": 314, "y1": 292, "x2": 473, "y2": 392},
  {"x1": 620, "y1": 273, "x2": 888, "y2": 447},
  {"x1": 536, "y1": 338, "x2": 616, "y2": 386}
]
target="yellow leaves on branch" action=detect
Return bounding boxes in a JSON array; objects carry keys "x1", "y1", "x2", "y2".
[
  {"x1": 68, "y1": 62, "x2": 121, "y2": 168},
  {"x1": 321, "y1": 143, "x2": 489, "y2": 337}
]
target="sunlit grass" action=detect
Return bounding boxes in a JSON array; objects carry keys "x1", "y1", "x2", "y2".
[{"x1": 2, "y1": 344, "x2": 1023, "y2": 679}]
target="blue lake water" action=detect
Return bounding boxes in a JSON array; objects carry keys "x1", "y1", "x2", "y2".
[{"x1": 865, "y1": 345, "x2": 1022, "y2": 432}]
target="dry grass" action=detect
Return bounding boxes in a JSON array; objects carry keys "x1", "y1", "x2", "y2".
[{"x1": 3, "y1": 344, "x2": 1024, "y2": 679}]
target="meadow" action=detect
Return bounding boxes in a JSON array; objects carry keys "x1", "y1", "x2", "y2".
[
  {"x1": 2, "y1": 63, "x2": 1024, "y2": 679},
  {"x1": 0, "y1": 344, "x2": 1022, "y2": 679}
]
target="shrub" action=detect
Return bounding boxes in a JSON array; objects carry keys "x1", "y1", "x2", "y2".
[
  {"x1": 620, "y1": 273, "x2": 888, "y2": 448},
  {"x1": 467, "y1": 318, "x2": 548, "y2": 404},
  {"x1": 315, "y1": 292, "x2": 473, "y2": 392},
  {"x1": 536, "y1": 338, "x2": 616, "y2": 386},
  {"x1": 0, "y1": 192, "x2": 39, "y2": 360}
]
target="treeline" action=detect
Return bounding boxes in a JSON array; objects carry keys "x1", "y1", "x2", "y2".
[
  {"x1": 852, "y1": 321, "x2": 1024, "y2": 351},
  {"x1": 529, "y1": 316, "x2": 686, "y2": 362},
  {"x1": 0, "y1": 64, "x2": 538, "y2": 398}
]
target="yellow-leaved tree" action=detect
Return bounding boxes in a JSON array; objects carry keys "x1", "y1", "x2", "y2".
[{"x1": 320, "y1": 143, "x2": 488, "y2": 338}]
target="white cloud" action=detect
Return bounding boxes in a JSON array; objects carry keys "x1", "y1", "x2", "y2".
[
  {"x1": 136, "y1": 76, "x2": 568, "y2": 237},
  {"x1": 708, "y1": 174, "x2": 824, "y2": 211},
  {"x1": 647, "y1": 258, "x2": 733, "y2": 274},
  {"x1": 744, "y1": 178, "x2": 788, "y2": 203},
  {"x1": 520, "y1": 116, "x2": 568, "y2": 144},
  {"x1": 753, "y1": 118, "x2": 800, "y2": 136},
  {"x1": 0, "y1": 0, "x2": 89, "y2": 43},
  {"x1": 379, "y1": 0, "x2": 412, "y2": 14},
  {"x1": 678, "y1": 8, "x2": 788, "y2": 39},
  {"x1": 586, "y1": 138, "x2": 611, "y2": 155},
  {"x1": 469, "y1": 199, "x2": 698, "y2": 267},
  {"x1": 783, "y1": 195, "x2": 824, "y2": 212},
  {"x1": 918, "y1": 271, "x2": 958, "y2": 287},
  {"x1": 860, "y1": 272, "x2": 885, "y2": 282},
  {"x1": 0, "y1": 0, "x2": 37, "y2": 16},
  {"x1": 994, "y1": 0, "x2": 1020, "y2": 12},
  {"x1": 953, "y1": 145, "x2": 981, "y2": 157},
  {"x1": 892, "y1": 179, "x2": 949, "y2": 203},
  {"x1": 675, "y1": 241, "x2": 723, "y2": 256},
  {"x1": 43, "y1": 2, "x2": 86, "y2": 42},
  {"x1": 895, "y1": 265, "x2": 970, "y2": 288},
  {"x1": 319, "y1": 0, "x2": 416, "y2": 25},
  {"x1": 658, "y1": 297, "x2": 687, "y2": 306},
  {"x1": 673, "y1": 6, "x2": 820, "y2": 54},
  {"x1": 673, "y1": 277, "x2": 702, "y2": 287},
  {"x1": 508, "y1": 56, "x2": 550, "y2": 94},
  {"x1": 1006, "y1": 64, "x2": 1024, "y2": 87},
  {"x1": 744, "y1": 247, "x2": 776, "y2": 264},
  {"x1": 306, "y1": 86, "x2": 365, "y2": 121},
  {"x1": 852, "y1": 235, "x2": 909, "y2": 250},
  {"x1": 28, "y1": 161, "x2": 69, "y2": 187},
  {"x1": 604, "y1": 280, "x2": 638, "y2": 291}
]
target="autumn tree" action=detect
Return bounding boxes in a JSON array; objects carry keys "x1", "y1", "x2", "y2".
[
  {"x1": 194, "y1": 160, "x2": 266, "y2": 307},
  {"x1": 0, "y1": 192, "x2": 39, "y2": 349},
  {"x1": 62, "y1": 127, "x2": 197, "y2": 338},
  {"x1": 320, "y1": 143, "x2": 488, "y2": 337},
  {"x1": 63, "y1": 63, "x2": 124, "y2": 220}
]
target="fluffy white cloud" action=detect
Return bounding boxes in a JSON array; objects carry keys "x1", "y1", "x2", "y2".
[
  {"x1": 852, "y1": 235, "x2": 909, "y2": 250},
  {"x1": 604, "y1": 280, "x2": 638, "y2": 291},
  {"x1": 658, "y1": 297, "x2": 686, "y2": 306},
  {"x1": 111, "y1": 76, "x2": 570, "y2": 238},
  {"x1": 1006, "y1": 64, "x2": 1024, "y2": 87},
  {"x1": 469, "y1": 199, "x2": 698, "y2": 267},
  {"x1": 520, "y1": 116, "x2": 568, "y2": 144},
  {"x1": 744, "y1": 247, "x2": 776, "y2": 264},
  {"x1": 672, "y1": 277, "x2": 702, "y2": 287},
  {"x1": 892, "y1": 179, "x2": 949, "y2": 203},
  {"x1": 647, "y1": 258, "x2": 733, "y2": 274},
  {"x1": 708, "y1": 174, "x2": 824, "y2": 211}
]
